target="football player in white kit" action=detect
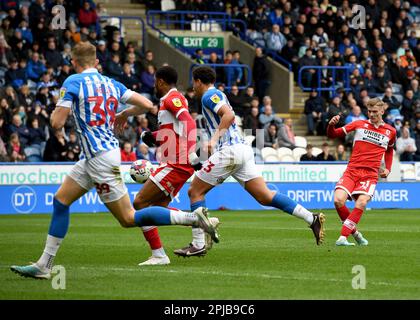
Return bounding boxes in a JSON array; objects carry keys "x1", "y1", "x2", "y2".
[
  {"x1": 10, "y1": 43, "x2": 218, "y2": 279},
  {"x1": 174, "y1": 66, "x2": 325, "y2": 256}
]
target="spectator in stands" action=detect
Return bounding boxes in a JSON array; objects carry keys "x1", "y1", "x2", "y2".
[
  {"x1": 411, "y1": 79, "x2": 420, "y2": 101},
  {"x1": 65, "y1": 131, "x2": 81, "y2": 162},
  {"x1": 120, "y1": 141, "x2": 137, "y2": 162},
  {"x1": 226, "y1": 85, "x2": 246, "y2": 117},
  {"x1": 43, "y1": 129, "x2": 67, "y2": 161},
  {"x1": 0, "y1": 135, "x2": 8, "y2": 161},
  {"x1": 141, "y1": 50, "x2": 156, "y2": 71},
  {"x1": 253, "y1": 47, "x2": 271, "y2": 102},
  {"x1": 265, "y1": 24, "x2": 287, "y2": 53},
  {"x1": 383, "y1": 87, "x2": 402, "y2": 112},
  {"x1": 396, "y1": 126, "x2": 417, "y2": 161},
  {"x1": 5, "y1": 58, "x2": 27, "y2": 89},
  {"x1": 27, "y1": 52, "x2": 46, "y2": 82},
  {"x1": 8, "y1": 114, "x2": 30, "y2": 147},
  {"x1": 208, "y1": 52, "x2": 225, "y2": 85},
  {"x1": 120, "y1": 63, "x2": 140, "y2": 91},
  {"x1": 264, "y1": 123, "x2": 278, "y2": 149},
  {"x1": 27, "y1": 117, "x2": 45, "y2": 147},
  {"x1": 345, "y1": 106, "x2": 367, "y2": 124},
  {"x1": 259, "y1": 100, "x2": 282, "y2": 128},
  {"x1": 327, "y1": 95, "x2": 347, "y2": 128},
  {"x1": 277, "y1": 118, "x2": 296, "y2": 149},
  {"x1": 401, "y1": 89, "x2": 416, "y2": 122},
  {"x1": 334, "y1": 144, "x2": 348, "y2": 161},
  {"x1": 116, "y1": 122, "x2": 136, "y2": 148},
  {"x1": 78, "y1": 0, "x2": 98, "y2": 30},
  {"x1": 316, "y1": 142, "x2": 336, "y2": 161},
  {"x1": 269, "y1": 7, "x2": 283, "y2": 27},
  {"x1": 299, "y1": 48, "x2": 317, "y2": 88},
  {"x1": 136, "y1": 143, "x2": 156, "y2": 161},
  {"x1": 7, "y1": 132, "x2": 25, "y2": 162},
  {"x1": 414, "y1": 120, "x2": 420, "y2": 161},
  {"x1": 243, "y1": 106, "x2": 260, "y2": 136},
  {"x1": 140, "y1": 64, "x2": 155, "y2": 99},
  {"x1": 105, "y1": 53, "x2": 123, "y2": 81},
  {"x1": 44, "y1": 37, "x2": 64, "y2": 70},
  {"x1": 304, "y1": 90, "x2": 325, "y2": 136},
  {"x1": 300, "y1": 144, "x2": 317, "y2": 162},
  {"x1": 96, "y1": 40, "x2": 109, "y2": 66},
  {"x1": 57, "y1": 62, "x2": 72, "y2": 86},
  {"x1": 193, "y1": 49, "x2": 206, "y2": 64}
]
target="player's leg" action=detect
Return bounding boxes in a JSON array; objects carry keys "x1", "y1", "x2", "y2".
[
  {"x1": 243, "y1": 177, "x2": 325, "y2": 245},
  {"x1": 133, "y1": 178, "x2": 171, "y2": 265},
  {"x1": 174, "y1": 153, "x2": 226, "y2": 257},
  {"x1": 337, "y1": 194, "x2": 370, "y2": 246},
  {"x1": 235, "y1": 144, "x2": 325, "y2": 245},
  {"x1": 11, "y1": 167, "x2": 90, "y2": 279}
]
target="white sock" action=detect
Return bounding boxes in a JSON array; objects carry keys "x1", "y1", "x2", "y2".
[
  {"x1": 292, "y1": 204, "x2": 314, "y2": 225},
  {"x1": 191, "y1": 227, "x2": 205, "y2": 248},
  {"x1": 37, "y1": 235, "x2": 63, "y2": 271},
  {"x1": 152, "y1": 247, "x2": 167, "y2": 258},
  {"x1": 170, "y1": 210, "x2": 198, "y2": 226}
]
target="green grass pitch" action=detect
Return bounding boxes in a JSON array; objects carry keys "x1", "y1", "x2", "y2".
[{"x1": 0, "y1": 210, "x2": 419, "y2": 299}]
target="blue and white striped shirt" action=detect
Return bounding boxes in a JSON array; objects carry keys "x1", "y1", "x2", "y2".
[
  {"x1": 57, "y1": 68, "x2": 133, "y2": 159},
  {"x1": 201, "y1": 87, "x2": 243, "y2": 149}
]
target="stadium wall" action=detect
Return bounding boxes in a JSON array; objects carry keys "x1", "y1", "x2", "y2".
[
  {"x1": 146, "y1": 30, "x2": 193, "y2": 92},
  {"x1": 229, "y1": 35, "x2": 293, "y2": 113},
  {"x1": 1, "y1": 163, "x2": 419, "y2": 214}
]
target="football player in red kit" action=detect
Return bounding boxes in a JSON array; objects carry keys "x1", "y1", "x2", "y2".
[
  {"x1": 327, "y1": 98, "x2": 396, "y2": 246},
  {"x1": 115, "y1": 66, "x2": 218, "y2": 265}
]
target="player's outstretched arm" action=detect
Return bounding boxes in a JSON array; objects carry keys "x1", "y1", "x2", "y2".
[
  {"x1": 114, "y1": 92, "x2": 153, "y2": 133},
  {"x1": 51, "y1": 106, "x2": 71, "y2": 130}
]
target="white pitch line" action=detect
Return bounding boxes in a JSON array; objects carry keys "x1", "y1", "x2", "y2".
[{"x1": 77, "y1": 266, "x2": 419, "y2": 289}]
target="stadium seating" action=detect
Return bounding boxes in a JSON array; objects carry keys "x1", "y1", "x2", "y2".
[
  {"x1": 261, "y1": 147, "x2": 278, "y2": 161},
  {"x1": 292, "y1": 147, "x2": 307, "y2": 161},
  {"x1": 294, "y1": 136, "x2": 307, "y2": 149},
  {"x1": 244, "y1": 135, "x2": 255, "y2": 146},
  {"x1": 277, "y1": 147, "x2": 293, "y2": 159}
]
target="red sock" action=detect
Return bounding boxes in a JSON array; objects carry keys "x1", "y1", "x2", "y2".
[
  {"x1": 336, "y1": 205, "x2": 358, "y2": 234},
  {"x1": 142, "y1": 227, "x2": 162, "y2": 250},
  {"x1": 341, "y1": 208, "x2": 363, "y2": 237},
  {"x1": 336, "y1": 205, "x2": 350, "y2": 221}
]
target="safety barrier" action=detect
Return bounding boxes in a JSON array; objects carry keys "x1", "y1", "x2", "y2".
[{"x1": 298, "y1": 65, "x2": 352, "y2": 94}]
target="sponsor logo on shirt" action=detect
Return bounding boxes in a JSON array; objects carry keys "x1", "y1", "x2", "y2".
[{"x1": 210, "y1": 94, "x2": 221, "y2": 104}]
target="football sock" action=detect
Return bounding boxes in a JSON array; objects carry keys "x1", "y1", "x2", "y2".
[
  {"x1": 37, "y1": 198, "x2": 69, "y2": 270},
  {"x1": 37, "y1": 235, "x2": 63, "y2": 271},
  {"x1": 336, "y1": 205, "x2": 358, "y2": 235},
  {"x1": 134, "y1": 207, "x2": 198, "y2": 226},
  {"x1": 341, "y1": 208, "x2": 364, "y2": 237},
  {"x1": 191, "y1": 200, "x2": 206, "y2": 248},
  {"x1": 48, "y1": 198, "x2": 70, "y2": 238},
  {"x1": 271, "y1": 193, "x2": 314, "y2": 225},
  {"x1": 141, "y1": 226, "x2": 166, "y2": 257}
]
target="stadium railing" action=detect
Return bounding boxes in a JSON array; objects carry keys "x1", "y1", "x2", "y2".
[
  {"x1": 189, "y1": 63, "x2": 252, "y2": 90},
  {"x1": 146, "y1": 10, "x2": 292, "y2": 70},
  {"x1": 298, "y1": 66, "x2": 352, "y2": 94}
]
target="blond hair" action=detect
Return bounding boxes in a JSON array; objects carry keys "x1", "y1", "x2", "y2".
[
  {"x1": 72, "y1": 41, "x2": 96, "y2": 67},
  {"x1": 366, "y1": 97, "x2": 386, "y2": 109}
]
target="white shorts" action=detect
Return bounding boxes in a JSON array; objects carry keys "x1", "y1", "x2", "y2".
[
  {"x1": 68, "y1": 148, "x2": 127, "y2": 203},
  {"x1": 196, "y1": 143, "x2": 261, "y2": 186}
]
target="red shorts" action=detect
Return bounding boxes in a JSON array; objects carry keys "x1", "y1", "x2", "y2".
[
  {"x1": 149, "y1": 163, "x2": 194, "y2": 199},
  {"x1": 335, "y1": 168, "x2": 378, "y2": 200}
]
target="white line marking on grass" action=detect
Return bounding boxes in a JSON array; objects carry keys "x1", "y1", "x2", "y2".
[{"x1": 77, "y1": 266, "x2": 419, "y2": 289}]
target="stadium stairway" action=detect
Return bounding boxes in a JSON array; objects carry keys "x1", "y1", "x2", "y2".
[
  {"x1": 278, "y1": 85, "x2": 328, "y2": 148},
  {"x1": 101, "y1": 0, "x2": 147, "y2": 48}
]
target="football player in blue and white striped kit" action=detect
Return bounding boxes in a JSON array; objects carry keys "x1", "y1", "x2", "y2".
[
  {"x1": 174, "y1": 66, "x2": 325, "y2": 256},
  {"x1": 11, "y1": 43, "x2": 218, "y2": 279}
]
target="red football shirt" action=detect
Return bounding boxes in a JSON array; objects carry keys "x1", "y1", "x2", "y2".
[
  {"x1": 156, "y1": 88, "x2": 195, "y2": 164},
  {"x1": 340, "y1": 120, "x2": 396, "y2": 172}
]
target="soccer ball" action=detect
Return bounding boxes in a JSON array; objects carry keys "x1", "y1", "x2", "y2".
[{"x1": 130, "y1": 160, "x2": 154, "y2": 183}]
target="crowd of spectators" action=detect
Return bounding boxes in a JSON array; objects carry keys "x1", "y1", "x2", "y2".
[{"x1": 2, "y1": 0, "x2": 420, "y2": 164}]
